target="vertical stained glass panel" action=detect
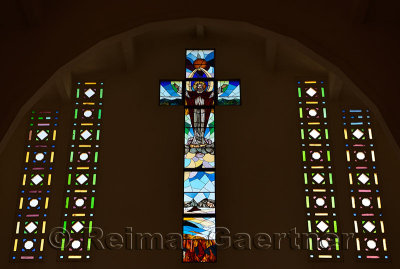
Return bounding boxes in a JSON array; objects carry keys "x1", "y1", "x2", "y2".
[
  {"x1": 297, "y1": 80, "x2": 341, "y2": 260},
  {"x1": 11, "y1": 110, "x2": 59, "y2": 261},
  {"x1": 58, "y1": 82, "x2": 104, "y2": 261},
  {"x1": 342, "y1": 109, "x2": 390, "y2": 261}
]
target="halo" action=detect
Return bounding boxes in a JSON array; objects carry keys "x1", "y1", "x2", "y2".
[{"x1": 186, "y1": 80, "x2": 214, "y2": 92}]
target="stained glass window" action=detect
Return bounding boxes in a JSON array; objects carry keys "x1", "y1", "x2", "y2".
[
  {"x1": 58, "y1": 82, "x2": 104, "y2": 261},
  {"x1": 297, "y1": 80, "x2": 341, "y2": 260},
  {"x1": 184, "y1": 50, "x2": 217, "y2": 263},
  {"x1": 160, "y1": 81, "x2": 183, "y2": 106},
  {"x1": 160, "y1": 49, "x2": 240, "y2": 263},
  {"x1": 11, "y1": 110, "x2": 59, "y2": 261},
  {"x1": 342, "y1": 109, "x2": 390, "y2": 261},
  {"x1": 217, "y1": 80, "x2": 241, "y2": 105},
  {"x1": 186, "y1": 49, "x2": 215, "y2": 78}
]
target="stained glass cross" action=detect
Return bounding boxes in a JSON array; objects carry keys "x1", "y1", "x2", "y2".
[{"x1": 159, "y1": 49, "x2": 241, "y2": 263}]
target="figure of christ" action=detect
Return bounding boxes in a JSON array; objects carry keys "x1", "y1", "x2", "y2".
[{"x1": 175, "y1": 81, "x2": 226, "y2": 147}]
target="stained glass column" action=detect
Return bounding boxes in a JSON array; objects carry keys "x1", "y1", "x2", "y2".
[
  {"x1": 183, "y1": 50, "x2": 217, "y2": 263},
  {"x1": 11, "y1": 110, "x2": 59, "y2": 261},
  {"x1": 297, "y1": 80, "x2": 341, "y2": 260},
  {"x1": 342, "y1": 109, "x2": 390, "y2": 261},
  {"x1": 160, "y1": 50, "x2": 240, "y2": 263},
  {"x1": 59, "y1": 82, "x2": 104, "y2": 261}
]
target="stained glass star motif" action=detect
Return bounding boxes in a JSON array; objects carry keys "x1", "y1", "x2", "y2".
[
  {"x1": 80, "y1": 130, "x2": 92, "y2": 140},
  {"x1": 306, "y1": 87, "x2": 317, "y2": 97},
  {"x1": 85, "y1": 89, "x2": 95, "y2": 98},
  {"x1": 313, "y1": 173, "x2": 324, "y2": 184},
  {"x1": 309, "y1": 129, "x2": 321, "y2": 139},
  {"x1": 72, "y1": 221, "x2": 84, "y2": 233},
  {"x1": 37, "y1": 130, "x2": 48, "y2": 140},
  {"x1": 352, "y1": 129, "x2": 364, "y2": 139},
  {"x1": 317, "y1": 221, "x2": 329, "y2": 232},
  {"x1": 25, "y1": 222, "x2": 38, "y2": 233},
  {"x1": 76, "y1": 174, "x2": 88, "y2": 185},
  {"x1": 363, "y1": 221, "x2": 375, "y2": 233},
  {"x1": 31, "y1": 174, "x2": 44, "y2": 185},
  {"x1": 357, "y1": 173, "x2": 369, "y2": 184}
]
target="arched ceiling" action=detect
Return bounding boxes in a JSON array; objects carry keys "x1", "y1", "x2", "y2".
[{"x1": 1, "y1": 1, "x2": 400, "y2": 145}]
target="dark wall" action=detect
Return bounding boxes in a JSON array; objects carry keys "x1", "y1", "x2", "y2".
[{"x1": 1, "y1": 1, "x2": 400, "y2": 146}]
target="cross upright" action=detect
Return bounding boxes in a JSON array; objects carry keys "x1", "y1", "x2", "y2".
[{"x1": 159, "y1": 49, "x2": 241, "y2": 263}]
